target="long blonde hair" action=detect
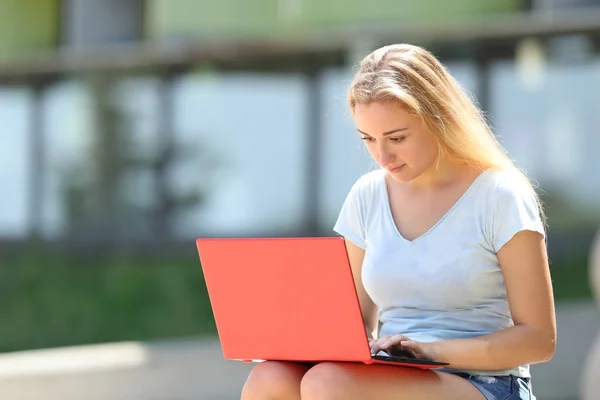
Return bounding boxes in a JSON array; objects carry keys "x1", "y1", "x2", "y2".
[{"x1": 348, "y1": 43, "x2": 545, "y2": 223}]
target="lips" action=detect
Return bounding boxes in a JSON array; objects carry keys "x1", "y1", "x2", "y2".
[{"x1": 387, "y1": 165, "x2": 404, "y2": 173}]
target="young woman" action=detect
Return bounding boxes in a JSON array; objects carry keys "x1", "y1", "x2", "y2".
[{"x1": 241, "y1": 43, "x2": 556, "y2": 400}]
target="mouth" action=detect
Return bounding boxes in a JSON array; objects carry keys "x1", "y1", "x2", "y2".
[{"x1": 387, "y1": 165, "x2": 405, "y2": 173}]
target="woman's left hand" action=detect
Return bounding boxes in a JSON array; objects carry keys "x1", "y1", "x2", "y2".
[{"x1": 371, "y1": 334, "x2": 441, "y2": 361}]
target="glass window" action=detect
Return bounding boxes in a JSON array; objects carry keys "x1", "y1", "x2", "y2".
[
  {"x1": 491, "y1": 57, "x2": 600, "y2": 227},
  {"x1": 112, "y1": 76, "x2": 160, "y2": 235},
  {"x1": 61, "y1": 0, "x2": 144, "y2": 47},
  {"x1": 171, "y1": 73, "x2": 308, "y2": 237},
  {"x1": 0, "y1": 88, "x2": 31, "y2": 238},
  {"x1": 43, "y1": 77, "x2": 160, "y2": 239},
  {"x1": 43, "y1": 81, "x2": 95, "y2": 238}
]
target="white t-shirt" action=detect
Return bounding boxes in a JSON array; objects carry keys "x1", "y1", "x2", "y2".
[{"x1": 333, "y1": 168, "x2": 545, "y2": 377}]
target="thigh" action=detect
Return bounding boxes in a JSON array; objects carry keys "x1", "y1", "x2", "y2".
[
  {"x1": 301, "y1": 362, "x2": 487, "y2": 400},
  {"x1": 241, "y1": 360, "x2": 312, "y2": 400}
]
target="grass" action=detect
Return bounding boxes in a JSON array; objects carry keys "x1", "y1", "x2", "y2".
[{"x1": 0, "y1": 251, "x2": 592, "y2": 353}]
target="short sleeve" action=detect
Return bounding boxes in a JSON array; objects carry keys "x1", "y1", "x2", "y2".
[
  {"x1": 333, "y1": 180, "x2": 367, "y2": 249},
  {"x1": 490, "y1": 177, "x2": 546, "y2": 252}
]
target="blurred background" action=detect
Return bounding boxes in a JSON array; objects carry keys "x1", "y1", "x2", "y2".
[{"x1": 0, "y1": 0, "x2": 599, "y2": 399}]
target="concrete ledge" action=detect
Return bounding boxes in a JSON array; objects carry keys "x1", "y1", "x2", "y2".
[{"x1": 0, "y1": 338, "x2": 252, "y2": 400}]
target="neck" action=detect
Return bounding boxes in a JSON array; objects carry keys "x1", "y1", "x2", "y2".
[{"x1": 405, "y1": 159, "x2": 476, "y2": 192}]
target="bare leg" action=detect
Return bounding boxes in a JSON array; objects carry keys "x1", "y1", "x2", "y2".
[
  {"x1": 241, "y1": 361, "x2": 312, "y2": 400},
  {"x1": 301, "y1": 362, "x2": 486, "y2": 400}
]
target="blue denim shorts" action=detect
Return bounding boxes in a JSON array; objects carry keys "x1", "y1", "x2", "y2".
[{"x1": 452, "y1": 373, "x2": 535, "y2": 400}]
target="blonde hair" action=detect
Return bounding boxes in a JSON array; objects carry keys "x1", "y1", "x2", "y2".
[{"x1": 348, "y1": 43, "x2": 545, "y2": 224}]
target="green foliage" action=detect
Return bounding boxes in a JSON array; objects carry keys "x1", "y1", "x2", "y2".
[
  {"x1": 550, "y1": 257, "x2": 593, "y2": 301},
  {"x1": 0, "y1": 253, "x2": 215, "y2": 353},
  {"x1": 147, "y1": 0, "x2": 520, "y2": 39},
  {"x1": 0, "y1": 0, "x2": 59, "y2": 58}
]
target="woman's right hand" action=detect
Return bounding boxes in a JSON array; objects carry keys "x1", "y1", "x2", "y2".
[{"x1": 370, "y1": 335, "x2": 420, "y2": 359}]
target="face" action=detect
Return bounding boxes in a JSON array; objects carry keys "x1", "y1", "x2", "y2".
[{"x1": 353, "y1": 101, "x2": 440, "y2": 183}]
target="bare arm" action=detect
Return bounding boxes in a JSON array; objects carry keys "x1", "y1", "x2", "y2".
[
  {"x1": 431, "y1": 230, "x2": 557, "y2": 370},
  {"x1": 345, "y1": 239, "x2": 379, "y2": 339}
]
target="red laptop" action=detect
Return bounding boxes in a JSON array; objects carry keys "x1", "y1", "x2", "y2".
[{"x1": 196, "y1": 236, "x2": 448, "y2": 369}]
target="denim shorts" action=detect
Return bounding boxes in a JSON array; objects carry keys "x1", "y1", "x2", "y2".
[{"x1": 451, "y1": 373, "x2": 535, "y2": 400}]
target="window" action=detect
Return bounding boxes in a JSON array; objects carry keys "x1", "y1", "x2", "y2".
[
  {"x1": 170, "y1": 73, "x2": 308, "y2": 237},
  {"x1": 0, "y1": 88, "x2": 32, "y2": 238},
  {"x1": 61, "y1": 0, "x2": 144, "y2": 48},
  {"x1": 491, "y1": 55, "x2": 600, "y2": 227}
]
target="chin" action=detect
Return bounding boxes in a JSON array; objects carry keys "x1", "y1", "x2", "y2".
[{"x1": 386, "y1": 168, "x2": 416, "y2": 182}]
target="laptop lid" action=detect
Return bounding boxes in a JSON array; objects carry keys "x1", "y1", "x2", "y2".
[{"x1": 196, "y1": 237, "x2": 371, "y2": 363}]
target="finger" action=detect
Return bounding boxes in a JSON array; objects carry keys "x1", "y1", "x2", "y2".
[
  {"x1": 399, "y1": 340, "x2": 417, "y2": 350},
  {"x1": 380, "y1": 334, "x2": 409, "y2": 349},
  {"x1": 371, "y1": 336, "x2": 391, "y2": 354},
  {"x1": 371, "y1": 340, "x2": 383, "y2": 354},
  {"x1": 393, "y1": 334, "x2": 411, "y2": 343},
  {"x1": 397, "y1": 341, "x2": 421, "y2": 358},
  {"x1": 375, "y1": 336, "x2": 391, "y2": 346}
]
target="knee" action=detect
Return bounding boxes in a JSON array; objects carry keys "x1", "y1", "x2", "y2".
[
  {"x1": 241, "y1": 361, "x2": 307, "y2": 400},
  {"x1": 301, "y1": 362, "x2": 354, "y2": 400}
]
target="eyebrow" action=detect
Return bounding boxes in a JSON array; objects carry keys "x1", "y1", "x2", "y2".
[{"x1": 357, "y1": 127, "x2": 409, "y2": 136}]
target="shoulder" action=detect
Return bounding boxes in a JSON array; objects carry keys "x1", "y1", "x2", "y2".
[
  {"x1": 354, "y1": 168, "x2": 386, "y2": 187},
  {"x1": 479, "y1": 169, "x2": 543, "y2": 223},
  {"x1": 481, "y1": 169, "x2": 539, "y2": 203},
  {"x1": 334, "y1": 169, "x2": 386, "y2": 245},
  {"x1": 480, "y1": 169, "x2": 545, "y2": 247},
  {"x1": 347, "y1": 168, "x2": 386, "y2": 198}
]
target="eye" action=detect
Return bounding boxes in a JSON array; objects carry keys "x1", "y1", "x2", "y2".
[
  {"x1": 391, "y1": 136, "x2": 406, "y2": 142},
  {"x1": 361, "y1": 136, "x2": 375, "y2": 142}
]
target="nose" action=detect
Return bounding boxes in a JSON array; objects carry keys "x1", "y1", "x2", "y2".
[{"x1": 378, "y1": 143, "x2": 395, "y2": 166}]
